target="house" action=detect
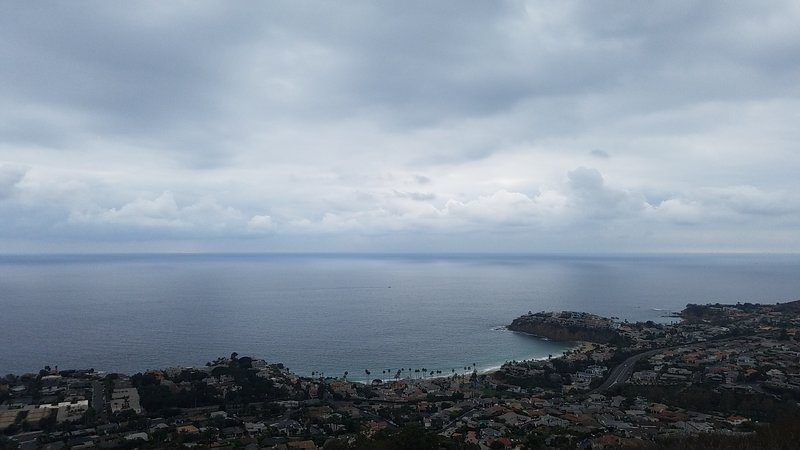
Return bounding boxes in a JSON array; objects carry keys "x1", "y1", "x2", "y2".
[
  {"x1": 110, "y1": 388, "x2": 142, "y2": 414},
  {"x1": 244, "y1": 421, "x2": 267, "y2": 435},
  {"x1": 726, "y1": 416, "x2": 750, "y2": 426},
  {"x1": 176, "y1": 424, "x2": 200, "y2": 434},
  {"x1": 210, "y1": 410, "x2": 228, "y2": 420},
  {"x1": 497, "y1": 412, "x2": 530, "y2": 427},
  {"x1": 534, "y1": 415, "x2": 569, "y2": 428},
  {"x1": 271, "y1": 441, "x2": 317, "y2": 450},
  {"x1": 38, "y1": 400, "x2": 89, "y2": 423},
  {"x1": 221, "y1": 426, "x2": 245, "y2": 439},
  {"x1": 481, "y1": 427, "x2": 502, "y2": 438},
  {"x1": 124, "y1": 432, "x2": 148, "y2": 441},
  {"x1": 632, "y1": 371, "x2": 657, "y2": 384},
  {"x1": 270, "y1": 419, "x2": 304, "y2": 436}
]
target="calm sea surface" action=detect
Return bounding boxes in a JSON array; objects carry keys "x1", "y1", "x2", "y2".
[{"x1": 1, "y1": 253, "x2": 799, "y2": 378}]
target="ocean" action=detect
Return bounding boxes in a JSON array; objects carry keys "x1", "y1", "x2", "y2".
[{"x1": 1, "y1": 253, "x2": 799, "y2": 378}]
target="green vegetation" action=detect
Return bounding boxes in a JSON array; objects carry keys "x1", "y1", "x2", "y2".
[
  {"x1": 618, "y1": 384, "x2": 800, "y2": 422},
  {"x1": 642, "y1": 417, "x2": 800, "y2": 450}
]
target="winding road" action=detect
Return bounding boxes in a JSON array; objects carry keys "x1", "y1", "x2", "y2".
[
  {"x1": 591, "y1": 348, "x2": 663, "y2": 393},
  {"x1": 590, "y1": 334, "x2": 754, "y2": 394}
]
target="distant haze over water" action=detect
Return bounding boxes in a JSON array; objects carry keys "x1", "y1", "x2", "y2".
[{"x1": 1, "y1": 253, "x2": 799, "y2": 377}]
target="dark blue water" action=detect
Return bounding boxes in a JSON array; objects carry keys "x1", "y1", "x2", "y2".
[{"x1": 1, "y1": 253, "x2": 798, "y2": 377}]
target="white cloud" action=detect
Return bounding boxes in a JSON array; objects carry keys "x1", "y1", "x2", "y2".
[
  {"x1": 644, "y1": 198, "x2": 706, "y2": 225},
  {"x1": 644, "y1": 185, "x2": 800, "y2": 227},
  {"x1": 68, "y1": 192, "x2": 245, "y2": 233},
  {"x1": 567, "y1": 167, "x2": 645, "y2": 220},
  {"x1": 702, "y1": 185, "x2": 800, "y2": 217},
  {"x1": 247, "y1": 214, "x2": 276, "y2": 232},
  {"x1": 0, "y1": 164, "x2": 27, "y2": 200},
  {"x1": 0, "y1": 2, "x2": 799, "y2": 252},
  {"x1": 442, "y1": 189, "x2": 567, "y2": 228}
]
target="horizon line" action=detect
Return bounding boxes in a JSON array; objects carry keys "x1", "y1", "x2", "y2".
[{"x1": 1, "y1": 250, "x2": 799, "y2": 258}]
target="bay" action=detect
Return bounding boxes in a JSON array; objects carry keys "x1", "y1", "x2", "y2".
[{"x1": 1, "y1": 253, "x2": 799, "y2": 378}]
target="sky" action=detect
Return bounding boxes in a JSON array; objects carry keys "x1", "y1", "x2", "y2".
[{"x1": 1, "y1": 1, "x2": 799, "y2": 253}]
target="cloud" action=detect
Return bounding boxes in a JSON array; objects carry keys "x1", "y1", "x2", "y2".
[
  {"x1": 567, "y1": 167, "x2": 645, "y2": 220},
  {"x1": 1, "y1": 2, "x2": 799, "y2": 252},
  {"x1": 644, "y1": 198, "x2": 706, "y2": 225},
  {"x1": 0, "y1": 165, "x2": 27, "y2": 200},
  {"x1": 413, "y1": 175, "x2": 432, "y2": 185},
  {"x1": 93, "y1": 192, "x2": 182, "y2": 227},
  {"x1": 68, "y1": 192, "x2": 246, "y2": 235},
  {"x1": 442, "y1": 189, "x2": 567, "y2": 228},
  {"x1": 273, "y1": 186, "x2": 569, "y2": 236},
  {"x1": 644, "y1": 185, "x2": 800, "y2": 227},
  {"x1": 247, "y1": 215, "x2": 276, "y2": 233},
  {"x1": 703, "y1": 186, "x2": 800, "y2": 217},
  {"x1": 393, "y1": 190, "x2": 436, "y2": 201}
]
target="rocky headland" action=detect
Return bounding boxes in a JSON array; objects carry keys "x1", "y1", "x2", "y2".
[{"x1": 507, "y1": 310, "x2": 622, "y2": 344}]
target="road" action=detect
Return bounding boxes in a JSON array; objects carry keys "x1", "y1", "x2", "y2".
[
  {"x1": 591, "y1": 348, "x2": 663, "y2": 393},
  {"x1": 92, "y1": 380, "x2": 108, "y2": 421},
  {"x1": 591, "y1": 334, "x2": 756, "y2": 394}
]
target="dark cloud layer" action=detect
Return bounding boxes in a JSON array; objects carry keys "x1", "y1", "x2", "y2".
[{"x1": 1, "y1": 1, "x2": 799, "y2": 252}]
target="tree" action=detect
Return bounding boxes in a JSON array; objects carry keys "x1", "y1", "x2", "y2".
[
  {"x1": 385, "y1": 425, "x2": 440, "y2": 450},
  {"x1": 490, "y1": 440, "x2": 505, "y2": 450},
  {"x1": 523, "y1": 431, "x2": 546, "y2": 449},
  {"x1": 0, "y1": 436, "x2": 19, "y2": 450},
  {"x1": 211, "y1": 366, "x2": 229, "y2": 379},
  {"x1": 238, "y1": 357, "x2": 253, "y2": 369}
]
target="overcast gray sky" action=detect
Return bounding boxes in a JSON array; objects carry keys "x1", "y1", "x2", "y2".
[{"x1": 1, "y1": 1, "x2": 799, "y2": 253}]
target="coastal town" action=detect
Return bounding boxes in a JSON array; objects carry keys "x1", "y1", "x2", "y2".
[{"x1": 3, "y1": 300, "x2": 800, "y2": 449}]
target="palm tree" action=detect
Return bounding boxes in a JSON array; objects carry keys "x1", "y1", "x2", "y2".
[{"x1": 344, "y1": 371, "x2": 348, "y2": 380}]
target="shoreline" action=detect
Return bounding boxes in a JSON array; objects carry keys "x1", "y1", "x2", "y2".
[
  {"x1": 2, "y1": 327, "x2": 583, "y2": 382},
  {"x1": 2, "y1": 336, "x2": 583, "y2": 384},
  {"x1": 480, "y1": 340, "x2": 588, "y2": 376},
  {"x1": 259, "y1": 327, "x2": 579, "y2": 384},
  {"x1": 348, "y1": 339, "x2": 586, "y2": 384}
]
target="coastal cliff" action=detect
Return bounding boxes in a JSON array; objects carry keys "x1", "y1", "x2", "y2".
[{"x1": 508, "y1": 311, "x2": 622, "y2": 344}]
